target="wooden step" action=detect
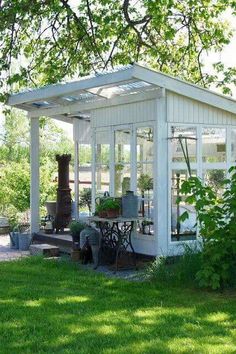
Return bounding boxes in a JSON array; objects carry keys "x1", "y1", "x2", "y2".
[{"x1": 30, "y1": 244, "x2": 60, "y2": 257}]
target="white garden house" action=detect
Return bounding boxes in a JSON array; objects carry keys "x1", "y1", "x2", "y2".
[{"x1": 7, "y1": 63, "x2": 236, "y2": 256}]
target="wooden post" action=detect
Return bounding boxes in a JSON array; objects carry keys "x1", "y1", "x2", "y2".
[{"x1": 30, "y1": 116, "x2": 40, "y2": 233}]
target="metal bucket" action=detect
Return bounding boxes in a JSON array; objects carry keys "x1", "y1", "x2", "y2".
[
  {"x1": 122, "y1": 190, "x2": 138, "y2": 218},
  {"x1": 18, "y1": 233, "x2": 32, "y2": 251},
  {"x1": 10, "y1": 232, "x2": 19, "y2": 249}
]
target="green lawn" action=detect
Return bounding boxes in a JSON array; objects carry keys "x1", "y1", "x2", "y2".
[{"x1": 0, "y1": 257, "x2": 236, "y2": 354}]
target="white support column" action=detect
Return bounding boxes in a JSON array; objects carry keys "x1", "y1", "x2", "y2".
[
  {"x1": 74, "y1": 140, "x2": 79, "y2": 220},
  {"x1": 110, "y1": 126, "x2": 115, "y2": 196},
  {"x1": 91, "y1": 128, "x2": 96, "y2": 213},
  {"x1": 30, "y1": 116, "x2": 40, "y2": 233},
  {"x1": 156, "y1": 89, "x2": 169, "y2": 256}
]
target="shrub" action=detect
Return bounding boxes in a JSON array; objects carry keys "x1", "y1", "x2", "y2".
[
  {"x1": 179, "y1": 166, "x2": 236, "y2": 290},
  {"x1": 148, "y1": 244, "x2": 202, "y2": 287},
  {"x1": 69, "y1": 220, "x2": 86, "y2": 236}
]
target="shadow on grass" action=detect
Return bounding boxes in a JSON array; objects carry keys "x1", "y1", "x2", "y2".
[{"x1": 0, "y1": 257, "x2": 236, "y2": 354}]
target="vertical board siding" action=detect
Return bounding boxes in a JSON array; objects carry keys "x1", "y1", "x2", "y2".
[
  {"x1": 167, "y1": 91, "x2": 236, "y2": 125},
  {"x1": 91, "y1": 99, "x2": 156, "y2": 128},
  {"x1": 73, "y1": 119, "x2": 91, "y2": 143}
]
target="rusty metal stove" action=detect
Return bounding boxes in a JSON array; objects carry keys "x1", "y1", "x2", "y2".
[{"x1": 54, "y1": 154, "x2": 72, "y2": 233}]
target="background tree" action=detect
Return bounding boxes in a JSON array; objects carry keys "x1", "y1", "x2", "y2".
[
  {"x1": 0, "y1": 109, "x2": 73, "y2": 223},
  {"x1": 0, "y1": 0, "x2": 236, "y2": 98}
]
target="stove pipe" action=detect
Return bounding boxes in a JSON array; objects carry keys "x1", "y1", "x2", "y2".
[{"x1": 54, "y1": 154, "x2": 72, "y2": 233}]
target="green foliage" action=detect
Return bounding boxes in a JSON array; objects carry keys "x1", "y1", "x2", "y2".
[
  {"x1": 0, "y1": 110, "x2": 72, "y2": 221},
  {"x1": 69, "y1": 220, "x2": 86, "y2": 236},
  {"x1": 137, "y1": 173, "x2": 153, "y2": 192},
  {"x1": 79, "y1": 188, "x2": 92, "y2": 212},
  {"x1": 0, "y1": 161, "x2": 30, "y2": 212},
  {"x1": 148, "y1": 244, "x2": 202, "y2": 287},
  {"x1": 179, "y1": 167, "x2": 236, "y2": 290},
  {"x1": 0, "y1": 161, "x2": 57, "y2": 214},
  {"x1": 102, "y1": 198, "x2": 120, "y2": 211},
  {"x1": 95, "y1": 202, "x2": 106, "y2": 213},
  {"x1": 0, "y1": 1, "x2": 235, "y2": 97}
]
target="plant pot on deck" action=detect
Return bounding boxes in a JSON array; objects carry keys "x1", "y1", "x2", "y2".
[
  {"x1": 18, "y1": 233, "x2": 32, "y2": 251},
  {"x1": 9, "y1": 232, "x2": 19, "y2": 249}
]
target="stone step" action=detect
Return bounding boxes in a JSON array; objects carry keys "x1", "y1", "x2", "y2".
[{"x1": 29, "y1": 244, "x2": 60, "y2": 257}]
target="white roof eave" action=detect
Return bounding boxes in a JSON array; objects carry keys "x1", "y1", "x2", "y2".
[
  {"x1": 7, "y1": 65, "x2": 135, "y2": 107},
  {"x1": 6, "y1": 63, "x2": 236, "y2": 118},
  {"x1": 133, "y1": 64, "x2": 236, "y2": 115}
]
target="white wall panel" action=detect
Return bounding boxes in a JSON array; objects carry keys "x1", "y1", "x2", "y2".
[
  {"x1": 167, "y1": 92, "x2": 236, "y2": 125},
  {"x1": 73, "y1": 119, "x2": 91, "y2": 143},
  {"x1": 91, "y1": 99, "x2": 156, "y2": 128}
]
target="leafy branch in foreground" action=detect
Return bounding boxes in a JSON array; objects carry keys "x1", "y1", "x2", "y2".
[
  {"x1": 0, "y1": 0, "x2": 235, "y2": 98},
  {"x1": 179, "y1": 167, "x2": 236, "y2": 290}
]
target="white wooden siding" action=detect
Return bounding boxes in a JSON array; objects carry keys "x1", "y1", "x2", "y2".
[
  {"x1": 167, "y1": 92, "x2": 236, "y2": 125},
  {"x1": 73, "y1": 119, "x2": 91, "y2": 143},
  {"x1": 91, "y1": 99, "x2": 156, "y2": 128}
]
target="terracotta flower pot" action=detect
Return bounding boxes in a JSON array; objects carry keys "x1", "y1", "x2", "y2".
[
  {"x1": 106, "y1": 209, "x2": 120, "y2": 218},
  {"x1": 98, "y1": 211, "x2": 107, "y2": 218}
]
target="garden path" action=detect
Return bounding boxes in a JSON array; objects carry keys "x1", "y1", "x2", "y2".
[{"x1": 0, "y1": 235, "x2": 29, "y2": 262}]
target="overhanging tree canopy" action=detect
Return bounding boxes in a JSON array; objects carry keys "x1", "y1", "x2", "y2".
[{"x1": 1, "y1": 0, "x2": 236, "y2": 99}]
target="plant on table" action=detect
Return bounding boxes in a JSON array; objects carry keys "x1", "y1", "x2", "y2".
[
  {"x1": 95, "y1": 202, "x2": 107, "y2": 218},
  {"x1": 102, "y1": 198, "x2": 121, "y2": 218}
]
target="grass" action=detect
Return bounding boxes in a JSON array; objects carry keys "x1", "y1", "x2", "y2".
[{"x1": 0, "y1": 257, "x2": 236, "y2": 354}]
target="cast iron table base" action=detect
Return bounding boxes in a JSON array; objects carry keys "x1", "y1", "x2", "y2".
[{"x1": 89, "y1": 217, "x2": 137, "y2": 272}]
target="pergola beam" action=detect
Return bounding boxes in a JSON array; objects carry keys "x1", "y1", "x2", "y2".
[{"x1": 28, "y1": 89, "x2": 163, "y2": 118}]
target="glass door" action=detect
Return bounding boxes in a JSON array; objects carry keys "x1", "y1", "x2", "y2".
[
  {"x1": 136, "y1": 126, "x2": 154, "y2": 235},
  {"x1": 95, "y1": 130, "x2": 110, "y2": 196},
  {"x1": 114, "y1": 128, "x2": 132, "y2": 196}
]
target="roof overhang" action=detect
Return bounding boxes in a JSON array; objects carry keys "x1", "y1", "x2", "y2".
[{"x1": 7, "y1": 63, "x2": 236, "y2": 123}]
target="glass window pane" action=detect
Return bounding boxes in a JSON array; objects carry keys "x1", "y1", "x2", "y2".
[
  {"x1": 96, "y1": 165, "x2": 110, "y2": 195},
  {"x1": 231, "y1": 128, "x2": 236, "y2": 163},
  {"x1": 137, "y1": 127, "x2": 154, "y2": 162},
  {"x1": 171, "y1": 126, "x2": 196, "y2": 162},
  {"x1": 79, "y1": 144, "x2": 92, "y2": 166},
  {"x1": 137, "y1": 193, "x2": 154, "y2": 235},
  {"x1": 79, "y1": 169, "x2": 92, "y2": 190},
  {"x1": 115, "y1": 130, "x2": 131, "y2": 163},
  {"x1": 95, "y1": 131, "x2": 110, "y2": 164},
  {"x1": 202, "y1": 128, "x2": 226, "y2": 163},
  {"x1": 171, "y1": 170, "x2": 197, "y2": 242},
  {"x1": 137, "y1": 163, "x2": 153, "y2": 198},
  {"x1": 203, "y1": 169, "x2": 226, "y2": 196},
  {"x1": 115, "y1": 164, "x2": 130, "y2": 196}
]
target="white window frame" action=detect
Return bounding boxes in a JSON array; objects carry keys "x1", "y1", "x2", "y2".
[{"x1": 168, "y1": 123, "x2": 236, "y2": 246}]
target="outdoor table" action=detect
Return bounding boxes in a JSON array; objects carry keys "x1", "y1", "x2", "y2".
[{"x1": 88, "y1": 216, "x2": 141, "y2": 272}]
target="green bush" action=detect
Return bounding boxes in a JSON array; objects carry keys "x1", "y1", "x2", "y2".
[
  {"x1": 179, "y1": 166, "x2": 236, "y2": 290},
  {"x1": 148, "y1": 244, "x2": 202, "y2": 287}
]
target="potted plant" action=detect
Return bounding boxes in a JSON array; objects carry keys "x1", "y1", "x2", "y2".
[
  {"x1": 69, "y1": 220, "x2": 86, "y2": 244},
  {"x1": 102, "y1": 198, "x2": 121, "y2": 218},
  {"x1": 95, "y1": 203, "x2": 107, "y2": 218},
  {"x1": 137, "y1": 174, "x2": 153, "y2": 219}
]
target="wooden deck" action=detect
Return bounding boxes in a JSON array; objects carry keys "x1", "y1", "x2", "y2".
[{"x1": 33, "y1": 231, "x2": 73, "y2": 253}]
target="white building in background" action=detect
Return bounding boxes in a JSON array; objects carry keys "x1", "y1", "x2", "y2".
[{"x1": 6, "y1": 63, "x2": 236, "y2": 256}]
